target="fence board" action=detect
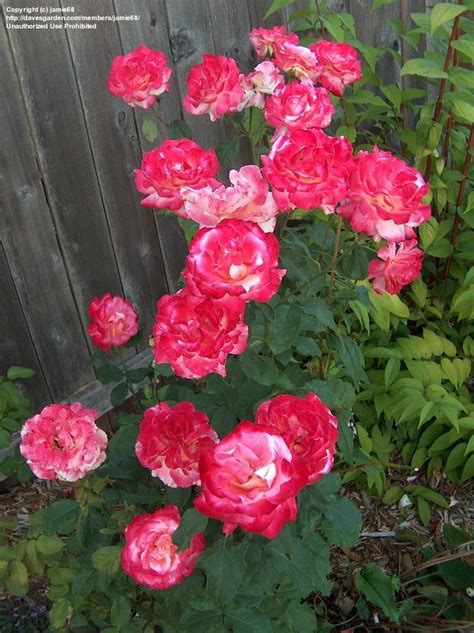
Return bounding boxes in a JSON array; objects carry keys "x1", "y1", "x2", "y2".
[
  {"x1": 0, "y1": 20, "x2": 94, "y2": 404},
  {"x1": 5, "y1": 0, "x2": 124, "y2": 335},
  {"x1": 61, "y1": 0, "x2": 169, "y2": 332},
  {"x1": 0, "y1": 239, "x2": 50, "y2": 407},
  {"x1": 115, "y1": 0, "x2": 188, "y2": 288}
]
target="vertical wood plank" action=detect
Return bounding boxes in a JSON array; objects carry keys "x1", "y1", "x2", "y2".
[
  {"x1": 0, "y1": 20, "x2": 95, "y2": 402},
  {"x1": 0, "y1": 239, "x2": 51, "y2": 409},
  {"x1": 4, "y1": 0, "x2": 124, "y2": 335},
  {"x1": 115, "y1": 0, "x2": 188, "y2": 288},
  {"x1": 60, "y1": 0, "x2": 169, "y2": 334}
]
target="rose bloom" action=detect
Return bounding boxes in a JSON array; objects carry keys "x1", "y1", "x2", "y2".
[
  {"x1": 273, "y1": 42, "x2": 319, "y2": 81},
  {"x1": 194, "y1": 421, "x2": 306, "y2": 538},
  {"x1": 183, "y1": 54, "x2": 244, "y2": 121},
  {"x1": 250, "y1": 25, "x2": 299, "y2": 59},
  {"x1": 309, "y1": 40, "x2": 362, "y2": 97},
  {"x1": 184, "y1": 219, "x2": 285, "y2": 302},
  {"x1": 20, "y1": 403, "x2": 107, "y2": 482},
  {"x1": 255, "y1": 393, "x2": 338, "y2": 486},
  {"x1": 181, "y1": 165, "x2": 280, "y2": 231},
  {"x1": 238, "y1": 61, "x2": 285, "y2": 110},
  {"x1": 134, "y1": 139, "x2": 219, "y2": 211},
  {"x1": 153, "y1": 288, "x2": 248, "y2": 379},
  {"x1": 368, "y1": 240, "x2": 423, "y2": 295},
  {"x1": 264, "y1": 81, "x2": 334, "y2": 131},
  {"x1": 107, "y1": 45, "x2": 172, "y2": 109},
  {"x1": 135, "y1": 402, "x2": 218, "y2": 487},
  {"x1": 262, "y1": 128, "x2": 353, "y2": 212},
  {"x1": 338, "y1": 147, "x2": 431, "y2": 242},
  {"x1": 120, "y1": 505, "x2": 205, "y2": 590},
  {"x1": 87, "y1": 293, "x2": 138, "y2": 351}
]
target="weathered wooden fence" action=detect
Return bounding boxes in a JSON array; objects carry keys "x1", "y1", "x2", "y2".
[{"x1": 1, "y1": 0, "x2": 425, "y2": 410}]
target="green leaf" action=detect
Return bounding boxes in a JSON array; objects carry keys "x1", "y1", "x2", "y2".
[
  {"x1": 264, "y1": 0, "x2": 293, "y2": 20},
  {"x1": 269, "y1": 303, "x2": 302, "y2": 355},
  {"x1": 10, "y1": 560, "x2": 28, "y2": 588},
  {"x1": 6, "y1": 367, "x2": 35, "y2": 380},
  {"x1": 172, "y1": 508, "x2": 208, "y2": 549},
  {"x1": 451, "y1": 97, "x2": 474, "y2": 124},
  {"x1": 239, "y1": 351, "x2": 279, "y2": 386},
  {"x1": 400, "y1": 58, "x2": 448, "y2": 79},
  {"x1": 267, "y1": 531, "x2": 332, "y2": 596},
  {"x1": 110, "y1": 382, "x2": 129, "y2": 408},
  {"x1": 111, "y1": 596, "x2": 131, "y2": 629},
  {"x1": 178, "y1": 607, "x2": 223, "y2": 632},
  {"x1": 341, "y1": 243, "x2": 369, "y2": 280},
  {"x1": 42, "y1": 500, "x2": 80, "y2": 535},
  {"x1": 168, "y1": 119, "x2": 193, "y2": 139},
  {"x1": 198, "y1": 538, "x2": 245, "y2": 604},
  {"x1": 225, "y1": 608, "x2": 273, "y2": 633},
  {"x1": 371, "y1": 0, "x2": 396, "y2": 11},
  {"x1": 216, "y1": 137, "x2": 240, "y2": 167},
  {"x1": 302, "y1": 298, "x2": 336, "y2": 332},
  {"x1": 417, "y1": 496, "x2": 431, "y2": 527},
  {"x1": 329, "y1": 334, "x2": 368, "y2": 385},
  {"x1": 385, "y1": 357, "x2": 400, "y2": 388},
  {"x1": 91, "y1": 545, "x2": 122, "y2": 575},
  {"x1": 96, "y1": 363, "x2": 123, "y2": 385},
  {"x1": 450, "y1": 37, "x2": 474, "y2": 62},
  {"x1": 142, "y1": 117, "x2": 158, "y2": 143},
  {"x1": 126, "y1": 367, "x2": 151, "y2": 383},
  {"x1": 430, "y1": 3, "x2": 466, "y2": 34},
  {"x1": 322, "y1": 497, "x2": 362, "y2": 547},
  {"x1": 49, "y1": 598, "x2": 71, "y2": 630},
  {"x1": 36, "y1": 535, "x2": 64, "y2": 556},
  {"x1": 356, "y1": 563, "x2": 400, "y2": 624}
]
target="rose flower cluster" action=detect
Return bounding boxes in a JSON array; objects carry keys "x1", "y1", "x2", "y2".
[{"x1": 19, "y1": 25, "x2": 433, "y2": 595}]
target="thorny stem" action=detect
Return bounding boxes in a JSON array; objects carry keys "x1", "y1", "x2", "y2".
[
  {"x1": 442, "y1": 124, "x2": 474, "y2": 280},
  {"x1": 328, "y1": 215, "x2": 343, "y2": 304},
  {"x1": 424, "y1": 2, "x2": 464, "y2": 182},
  {"x1": 314, "y1": 0, "x2": 327, "y2": 38}
]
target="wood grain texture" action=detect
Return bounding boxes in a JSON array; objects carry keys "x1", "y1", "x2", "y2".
[
  {"x1": 0, "y1": 239, "x2": 50, "y2": 408},
  {"x1": 61, "y1": 0, "x2": 169, "y2": 334},
  {"x1": 115, "y1": 0, "x2": 188, "y2": 289},
  {"x1": 0, "y1": 19, "x2": 95, "y2": 403},
  {"x1": 5, "y1": 0, "x2": 124, "y2": 334}
]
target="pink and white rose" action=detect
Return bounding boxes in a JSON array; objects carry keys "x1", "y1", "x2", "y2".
[
  {"x1": 20, "y1": 403, "x2": 107, "y2": 482},
  {"x1": 368, "y1": 240, "x2": 423, "y2": 294}
]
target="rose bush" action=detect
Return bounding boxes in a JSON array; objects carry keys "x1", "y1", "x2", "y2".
[{"x1": 9, "y1": 6, "x2": 469, "y2": 631}]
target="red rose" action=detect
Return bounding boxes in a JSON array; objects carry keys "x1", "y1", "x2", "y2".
[
  {"x1": 107, "y1": 45, "x2": 172, "y2": 109},
  {"x1": 249, "y1": 26, "x2": 299, "y2": 59},
  {"x1": 135, "y1": 402, "x2": 218, "y2": 487},
  {"x1": 120, "y1": 505, "x2": 205, "y2": 590},
  {"x1": 368, "y1": 240, "x2": 423, "y2": 294},
  {"x1": 262, "y1": 128, "x2": 353, "y2": 212},
  {"x1": 338, "y1": 147, "x2": 431, "y2": 242},
  {"x1": 152, "y1": 288, "x2": 248, "y2": 379},
  {"x1": 309, "y1": 40, "x2": 362, "y2": 97},
  {"x1": 87, "y1": 293, "x2": 138, "y2": 351},
  {"x1": 264, "y1": 81, "x2": 334, "y2": 131},
  {"x1": 20, "y1": 403, "x2": 107, "y2": 482},
  {"x1": 194, "y1": 421, "x2": 305, "y2": 538},
  {"x1": 273, "y1": 42, "x2": 319, "y2": 81},
  {"x1": 183, "y1": 54, "x2": 245, "y2": 121},
  {"x1": 183, "y1": 219, "x2": 285, "y2": 302},
  {"x1": 255, "y1": 393, "x2": 338, "y2": 485},
  {"x1": 134, "y1": 139, "x2": 219, "y2": 211}
]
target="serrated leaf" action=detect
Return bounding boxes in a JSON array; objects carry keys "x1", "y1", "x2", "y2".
[
  {"x1": 96, "y1": 363, "x2": 123, "y2": 385},
  {"x1": 172, "y1": 508, "x2": 207, "y2": 549},
  {"x1": 269, "y1": 303, "x2": 301, "y2": 355},
  {"x1": 225, "y1": 609, "x2": 273, "y2": 633},
  {"x1": 110, "y1": 382, "x2": 129, "y2": 408},
  {"x1": 356, "y1": 563, "x2": 400, "y2": 623},
  {"x1": 42, "y1": 500, "x2": 80, "y2": 535},
  {"x1": 49, "y1": 598, "x2": 71, "y2": 630},
  {"x1": 323, "y1": 497, "x2": 361, "y2": 547},
  {"x1": 216, "y1": 137, "x2": 240, "y2": 168},
  {"x1": 142, "y1": 117, "x2": 158, "y2": 143},
  {"x1": 198, "y1": 539, "x2": 244, "y2": 604},
  {"x1": 91, "y1": 546, "x2": 121, "y2": 575},
  {"x1": 385, "y1": 357, "x2": 400, "y2": 388},
  {"x1": 111, "y1": 596, "x2": 131, "y2": 629},
  {"x1": 168, "y1": 119, "x2": 193, "y2": 139}
]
